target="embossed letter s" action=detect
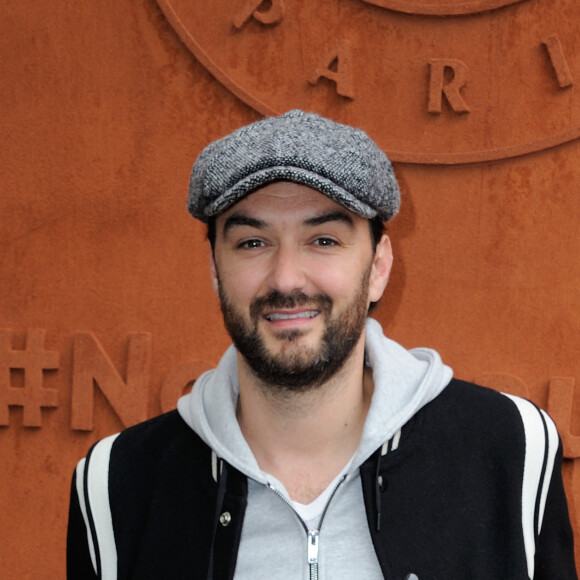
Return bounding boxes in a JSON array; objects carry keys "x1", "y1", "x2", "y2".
[{"x1": 233, "y1": 0, "x2": 286, "y2": 30}]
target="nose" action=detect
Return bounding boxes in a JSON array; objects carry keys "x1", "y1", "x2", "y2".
[{"x1": 267, "y1": 245, "x2": 307, "y2": 295}]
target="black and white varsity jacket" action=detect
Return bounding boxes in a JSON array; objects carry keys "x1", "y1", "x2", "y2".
[{"x1": 67, "y1": 379, "x2": 577, "y2": 579}]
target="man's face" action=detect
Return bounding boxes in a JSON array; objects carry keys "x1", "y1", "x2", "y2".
[{"x1": 210, "y1": 182, "x2": 392, "y2": 391}]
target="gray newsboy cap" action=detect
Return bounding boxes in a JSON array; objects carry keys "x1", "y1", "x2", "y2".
[{"x1": 188, "y1": 110, "x2": 400, "y2": 223}]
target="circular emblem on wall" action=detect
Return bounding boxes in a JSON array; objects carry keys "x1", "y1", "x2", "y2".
[
  {"x1": 157, "y1": 0, "x2": 580, "y2": 164},
  {"x1": 359, "y1": 0, "x2": 530, "y2": 16}
]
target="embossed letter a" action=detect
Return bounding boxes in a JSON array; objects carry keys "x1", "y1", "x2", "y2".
[{"x1": 308, "y1": 40, "x2": 354, "y2": 100}]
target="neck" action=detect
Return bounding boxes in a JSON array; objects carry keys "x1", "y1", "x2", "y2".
[{"x1": 236, "y1": 339, "x2": 373, "y2": 502}]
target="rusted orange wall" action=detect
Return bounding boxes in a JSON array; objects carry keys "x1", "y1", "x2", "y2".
[{"x1": 1, "y1": 0, "x2": 579, "y2": 577}]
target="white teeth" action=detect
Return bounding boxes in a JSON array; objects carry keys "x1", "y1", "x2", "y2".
[{"x1": 266, "y1": 310, "x2": 318, "y2": 321}]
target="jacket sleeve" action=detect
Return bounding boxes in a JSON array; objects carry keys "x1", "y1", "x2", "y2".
[
  {"x1": 67, "y1": 434, "x2": 120, "y2": 579},
  {"x1": 533, "y1": 439, "x2": 578, "y2": 580},
  {"x1": 67, "y1": 463, "x2": 98, "y2": 580},
  {"x1": 502, "y1": 394, "x2": 577, "y2": 579}
]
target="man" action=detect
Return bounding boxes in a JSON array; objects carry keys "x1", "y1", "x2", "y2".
[{"x1": 67, "y1": 110, "x2": 577, "y2": 579}]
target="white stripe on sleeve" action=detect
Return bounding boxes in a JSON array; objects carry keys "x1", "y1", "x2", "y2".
[
  {"x1": 502, "y1": 394, "x2": 554, "y2": 580},
  {"x1": 85, "y1": 433, "x2": 120, "y2": 580},
  {"x1": 75, "y1": 457, "x2": 98, "y2": 574},
  {"x1": 537, "y1": 410, "x2": 558, "y2": 532}
]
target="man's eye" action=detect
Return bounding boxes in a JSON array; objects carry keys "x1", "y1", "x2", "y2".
[
  {"x1": 314, "y1": 237, "x2": 338, "y2": 247},
  {"x1": 238, "y1": 239, "x2": 264, "y2": 249}
]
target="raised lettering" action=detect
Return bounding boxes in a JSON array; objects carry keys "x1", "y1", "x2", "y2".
[
  {"x1": 71, "y1": 332, "x2": 151, "y2": 431},
  {"x1": 542, "y1": 35, "x2": 573, "y2": 89},
  {"x1": 547, "y1": 377, "x2": 580, "y2": 459},
  {"x1": 308, "y1": 40, "x2": 354, "y2": 99},
  {"x1": 0, "y1": 329, "x2": 59, "y2": 427},
  {"x1": 233, "y1": 0, "x2": 285, "y2": 30},
  {"x1": 428, "y1": 58, "x2": 471, "y2": 114}
]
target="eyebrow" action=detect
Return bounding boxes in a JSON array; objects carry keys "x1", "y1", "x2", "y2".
[
  {"x1": 222, "y1": 214, "x2": 268, "y2": 237},
  {"x1": 304, "y1": 210, "x2": 355, "y2": 229},
  {"x1": 221, "y1": 209, "x2": 355, "y2": 237}
]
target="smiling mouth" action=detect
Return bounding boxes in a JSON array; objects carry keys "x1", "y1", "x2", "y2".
[{"x1": 264, "y1": 310, "x2": 320, "y2": 322}]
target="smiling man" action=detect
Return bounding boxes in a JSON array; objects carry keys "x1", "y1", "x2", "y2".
[
  {"x1": 67, "y1": 111, "x2": 577, "y2": 579},
  {"x1": 213, "y1": 183, "x2": 388, "y2": 392}
]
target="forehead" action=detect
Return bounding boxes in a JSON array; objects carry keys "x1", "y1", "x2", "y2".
[{"x1": 217, "y1": 182, "x2": 361, "y2": 225}]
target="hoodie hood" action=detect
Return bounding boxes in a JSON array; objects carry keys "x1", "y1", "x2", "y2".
[{"x1": 177, "y1": 317, "x2": 453, "y2": 481}]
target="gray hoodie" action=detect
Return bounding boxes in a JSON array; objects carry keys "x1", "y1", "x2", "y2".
[{"x1": 177, "y1": 318, "x2": 453, "y2": 579}]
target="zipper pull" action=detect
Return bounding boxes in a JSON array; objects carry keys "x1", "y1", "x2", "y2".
[{"x1": 307, "y1": 530, "x2": 319, "y2": 564}]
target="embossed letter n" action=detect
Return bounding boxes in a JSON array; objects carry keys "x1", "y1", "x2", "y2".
[{"x1": 71, "y1": 332, "x2": 151, "y2": 431}]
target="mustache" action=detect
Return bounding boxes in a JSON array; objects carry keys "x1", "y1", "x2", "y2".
[{"x1": 249, "y1": 290, "x2": 332, "y2": 320}]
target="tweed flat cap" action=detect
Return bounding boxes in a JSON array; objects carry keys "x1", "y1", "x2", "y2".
[{"x1": 188, "y1": 110, "x2": 400, "y2": 222}]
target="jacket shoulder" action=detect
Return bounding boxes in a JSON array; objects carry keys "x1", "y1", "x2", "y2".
[
  {"x1": 107, "y1": 411, "x2": 218, "y2": 577},
  {"x1": 107, "y1": 409, "x2": 214, "y2": 494},
  {"x1": 111, "y1": 409, "x2": 205, "y2": 457},
  {"x1": 408, "y1": 378, "x2": 547, "y2": 464},
  {"x1": 367, "y1": 379, "x2": 571, "y2": 579},
  {"x1": 428, "y1": 378, "x2": 535, "y2": 433}
]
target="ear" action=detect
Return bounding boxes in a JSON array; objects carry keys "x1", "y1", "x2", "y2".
[
  {"x1": 368, "y1": 234, "x2": 393, "y2": 304},
  {"x1": 209, "y1": 250, "x2": 220, "y2": 297}
]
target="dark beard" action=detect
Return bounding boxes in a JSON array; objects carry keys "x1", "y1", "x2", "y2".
[{"x1": 217, "y1": 270, "x2": 370, "y2": 393}]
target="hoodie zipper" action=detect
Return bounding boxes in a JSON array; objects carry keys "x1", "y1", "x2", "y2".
[{"x1": 269, "y1": 474, "x2": 347, "y2": 580}]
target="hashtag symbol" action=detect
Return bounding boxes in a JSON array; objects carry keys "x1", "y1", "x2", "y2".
[{"x1": 0, "y1": 329, "x2": 59, "y2": 427}]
